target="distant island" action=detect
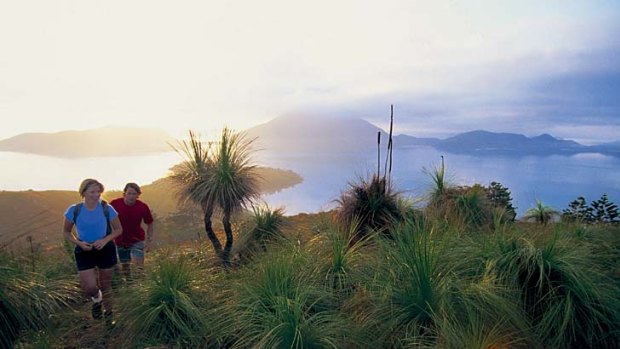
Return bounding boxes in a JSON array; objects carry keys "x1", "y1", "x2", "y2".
[
  {"x1": 2, "y1": 116, "x2": 620, "y2": 158},
  {"x1": 0, "y1": 126, "x2": 175, "y2": 158},
  {"x1": 245, "y1": 115, "x2": 620, "y2": 157}
]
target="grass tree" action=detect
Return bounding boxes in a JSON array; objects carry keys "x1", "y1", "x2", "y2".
[
  {"x1": 172, "y1": 128, "x2": 260, "y2": 266},
  {"x1": 211, "y1": 127, "x2": 261, "y2": 265},
  {"x1": 425, "y1": 155, "x2": 448, "y2": 202},
  {"x1": 524, "y1": 200, "x2": 559, "y2": 225},
  {"x1": 336, "y1": 173, "x2": 403, "y2": 244},
  {"x1": 172, "y1": 130, "x2": 222, "y2": 258}
]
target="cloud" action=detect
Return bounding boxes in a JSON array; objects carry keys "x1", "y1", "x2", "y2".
[
  {"x1": 340, "y1": 46, "x2": 620, "y2": 144},
  {"x1": 0, "y1": 1, "x2": 619, "y2": 141}
]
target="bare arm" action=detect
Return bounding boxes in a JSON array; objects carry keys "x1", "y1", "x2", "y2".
[
  {"x1": 63, "y1": 218, "x2": 92, "y2": 251},
  {"x1": 145, "y1": 222, "x2": 154, "y2": 252},
  {"x1": 92, "y1": 217, "x2": 123, "y2": 250}
]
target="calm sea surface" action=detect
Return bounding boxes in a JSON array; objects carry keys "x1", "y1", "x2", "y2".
[{"x1": 1, "y1": 147, "x2": 618, "y2": 217}]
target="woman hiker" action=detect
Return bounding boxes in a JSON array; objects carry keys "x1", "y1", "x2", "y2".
[{"x1": 62, "y1": 178, "x2": 122, "y2": 322}]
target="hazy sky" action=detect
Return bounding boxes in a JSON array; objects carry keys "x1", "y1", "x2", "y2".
[{"x1": 1, "y1": 0, "x2": 618, "y2": 144}]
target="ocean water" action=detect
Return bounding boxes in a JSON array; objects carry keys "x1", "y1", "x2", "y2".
[
  {"x1": 1, "y1": 148, "x2": 618, "y2": 217},
  {"x1": 0, "y1": 151, "x2": 180, "y2": 192},
  {"x1": 257, "y1": 147, "x2": 620, "y2": 217}
]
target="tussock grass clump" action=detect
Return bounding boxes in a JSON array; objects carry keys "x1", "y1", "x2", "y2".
[
  {"x1": 0, "y1": 254, "x2": 78, "y2": 349},
  {"x1": 308, "y1": 218, "x2": 371, "y2": 295},
  {"x1": 359, "y1": 220, "x2": 451, "y2": 347},
  {"x1": 455, "y1": 185, "x2": 492, "y2": 228},
  {"x1": 336, "y1": 173, "x2": 403, "y2": 243},
  {"x1": 432, "y1": 263, "x2": 531, "y2": 349},
  {"x1": 233, "y1": 205, "x2": 287, "y2": 263},
  {"x1": 116, "y1": 253, "x2": 219, "y2": 348},
  {"x1": 230, "y1": 245, "x2": 358, "y2": 349},
  {"x1": 353, "y1": 220, "x2": 533, "y2": 348},
  {"x1": 492, "y1": 232, "x2": 620, "y2": 348},
  {"x1": 427, "y1": 185, "x2": 496, "y2": 232},
  {"x1": 424, "y1": 158, "x2": 516, "y2": 232}
]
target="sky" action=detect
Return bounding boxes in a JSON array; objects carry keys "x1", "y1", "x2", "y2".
[{"x1": 1, "y1": 0, "x2": 619, "y2": 144}]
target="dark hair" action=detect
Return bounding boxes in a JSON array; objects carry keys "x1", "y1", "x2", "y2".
[
  {"x1": 79, "y1": 178, "x2": 105, "y2": 197},
  {"x1": 123, "y1": 182, "x2": 142, "y2": 195}
]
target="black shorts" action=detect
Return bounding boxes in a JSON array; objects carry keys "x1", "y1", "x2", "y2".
[{"x1": 74, "y1": 241, "x2": 118, "y2": 271}]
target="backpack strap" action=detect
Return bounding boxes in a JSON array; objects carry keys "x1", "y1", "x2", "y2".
[
  {"x1": 72, "y1": 203, "x2": 83, "y2": 224},
  {"x1": 101, "y1": 200, "x2": 112, "y2": 236},
  {"x1": 72, "y1": 201, "x2": 112, "y2": 236}
]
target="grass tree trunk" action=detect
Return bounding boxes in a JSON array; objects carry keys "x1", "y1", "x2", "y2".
[
  {"x1": 222, "y1": 211, "x2": 233, "y2": 267},
  {"x1": 202, "y1": 205, "x2": 223, "y2": 259}
]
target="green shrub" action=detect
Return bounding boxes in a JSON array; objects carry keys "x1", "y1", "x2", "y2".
[
  {"x1": 230, "y1": 245, "x2": 357, "y2": 348},
  {"x1": 0, "y1": 254, "x2": 77, "y2": 348},
  {"x1": 233, "y1": 205, "x2": 287, "y2": 263},
  {"x1": 358, "y1": 220, "x2": 534, "y2": 348},
  {"x1": 364, "y1": 220, "x2": 451, "y2": 346},
  {"x1": 492, "y1": 232, "x2": 620, "y2": 348},
  {"x1": 116, "y1": 253, "x2": 216, "y2": 347},
  {"x1": 336, "y1": 173, "x2": 403, "y2": 243},
  {"x1": 308, "y1": 217, "x2": 371, "y2": 297}
]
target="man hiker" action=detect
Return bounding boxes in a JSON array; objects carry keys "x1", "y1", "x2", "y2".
[{"x1": 110, "y1": 182, "x2": 154, "y2": 280}]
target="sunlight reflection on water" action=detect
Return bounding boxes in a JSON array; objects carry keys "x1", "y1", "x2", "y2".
[{"x1": 1, "y1": 148, "x2": 619, "y2": 217}]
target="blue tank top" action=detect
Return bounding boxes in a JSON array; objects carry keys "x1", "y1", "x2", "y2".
[{"x1": 64, "y1": 201, "x2": 118, "y2": 243}]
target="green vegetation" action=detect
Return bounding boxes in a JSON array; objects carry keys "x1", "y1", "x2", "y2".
[
  {"x1": 116, "y1": 254, "x2": 214, "y2": 347},
  {"x1": 171, "y1": 128, "x2": 260, "y2": 266},
  {"x1": 0, "y1": 254, "x2": 78, "y2": 348},
  {"x1": 233, "y1": 205, "x2": 287, "y2": 263},
  {"x1": 524, "y1": 200, "x2": 560, "y2": 225},
  {"x1": 563, "y1": 193, "x2": 619, "y2": 223},
  {"x1": 336, "y1": 173, "x2": 404, "y2": 243},
  {"x1": 2, "y1": 132, "x2": 619, "y2": 348},
  {"x1": 424, "y1": 159, "x2": 517, "y2": 232},
  {"x1": 4, "y1": 204, "x2": 620, "y2": 348}
]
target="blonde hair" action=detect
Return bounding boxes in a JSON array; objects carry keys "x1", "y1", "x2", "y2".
[{"x1": 78, "y1": 178, "x2": 105, "y2": 198}]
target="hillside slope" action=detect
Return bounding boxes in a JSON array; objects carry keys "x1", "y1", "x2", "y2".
[{"x1": 0, "y1": 167, "x2": 302, "y2": 251}]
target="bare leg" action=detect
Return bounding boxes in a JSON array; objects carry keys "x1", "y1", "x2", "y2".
[
  {"x1": 133, "y1": 255, "x2": 144, "y2": 268},
  {"x1": 120, "y1": 262, "x2": 131, "y2": 281},
  {"x1": 79, "y1": 268, "x2": 104, "y2": 319},
  {"x1": 78, "y1": 268, "x2": 99, "y2": 298},
  {"x1": 98, "y1": 267, "x2": 114, "y2": 313},
  {"x1": 133, "y1": 255, "x2": 145, "y2": 278}
]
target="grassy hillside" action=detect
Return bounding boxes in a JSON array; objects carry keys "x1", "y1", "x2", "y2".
[
  {"x1": 0, "y1": 166, "x2": 301, "y2": 251},
  {"x1": 3, "y1": 210, "x2": 619, "y2": 348},
  {"x1": 3, "y1": 160, "x2": 618, "y2": 348}
]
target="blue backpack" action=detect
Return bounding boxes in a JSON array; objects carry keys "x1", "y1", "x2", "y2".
[{"x1": 72, "y1": 200, "x2": 112, "y2": 236}]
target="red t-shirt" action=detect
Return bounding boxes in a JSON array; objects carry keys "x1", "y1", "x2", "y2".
[{"x1": 110, "y1": 198, "x2": 154, "y2": 247}]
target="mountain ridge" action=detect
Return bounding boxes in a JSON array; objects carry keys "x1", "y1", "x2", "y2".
[
  {"x1": 2, "y1": 117, "x2": 619, "y2": 157},
  {"x1": 244, "y1": 116, "x2": 620, "y2": 156}
]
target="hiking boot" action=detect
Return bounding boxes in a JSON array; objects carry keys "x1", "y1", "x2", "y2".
[{"x1": 91, "y1": 302, "x2": 103, "y2": 319}]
